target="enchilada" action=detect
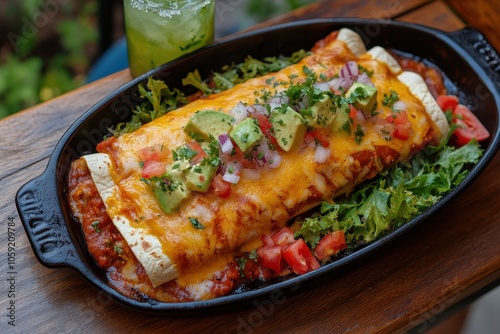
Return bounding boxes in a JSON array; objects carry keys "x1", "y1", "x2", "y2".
[{"x1": 67, "y1": 28, "x2": 454, "y2": 302}]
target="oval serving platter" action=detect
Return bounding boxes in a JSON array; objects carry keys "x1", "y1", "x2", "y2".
[{"x1": 16, "y1": 18, "x2": 500, "y2": 314}]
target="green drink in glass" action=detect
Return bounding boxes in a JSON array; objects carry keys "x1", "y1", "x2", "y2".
[{"x1": 124, "y1": 0, "x2": 215, "y2": 78}]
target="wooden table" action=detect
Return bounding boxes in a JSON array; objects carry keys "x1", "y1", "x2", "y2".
[{"x1": 1, "y1": 0, "x2": 499, "y2": 333}]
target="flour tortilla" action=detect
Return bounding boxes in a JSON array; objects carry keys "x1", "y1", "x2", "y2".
[
  {"x1": 367, "y1": 46, "x2": 402, "y2": 74},
  {"x1": 83, "y1": 153, "x2": 178, "y2": 287},
  {"x1": 397, "y1": 71, "x2": 450, "y2": 139},
  {"x1": 338, "y1": 28, "x2": 367, "y2": 57},
  {"x1": 341, "y1": 33, "x2": 446, "y2": 139}
]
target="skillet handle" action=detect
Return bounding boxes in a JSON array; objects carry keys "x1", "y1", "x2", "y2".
[
  {"x1": 449, "y1": 27, "x2": 500, "y2": 92},
  {"x1": 16, "y1": 172, "x2": 81, "y2": 269}
]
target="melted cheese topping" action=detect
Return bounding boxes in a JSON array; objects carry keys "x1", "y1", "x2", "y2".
[{"x1": 85, "y1": 30, "x2": 438, "y2": 295}]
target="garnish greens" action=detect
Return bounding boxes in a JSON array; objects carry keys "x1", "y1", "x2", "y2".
[
  {"x1": 112, "y1": 50, "x2": 310, "y2": 136},
  {"x1": 189, "y1": 217, "x2": 205, "y2": 230},
  {"x1": 295, "y1": 139, "x2": 483, "y2": 248},
  {"x1": 382, "y1": 90, "x2": 399, "y2": 109},
  {"x1": 91, "y1": 221, "x2": 100, "y2": 233},
  {"x1": 113, "y1": 77, "x2": 187, "y2": 136}
]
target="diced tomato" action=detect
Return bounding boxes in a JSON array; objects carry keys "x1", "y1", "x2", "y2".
[
  {"x1": 209, "y1": 174, "x2": 231, "y2": 198},
  {"x1": 349, "y1": 105, "x2": 365, "y2": 123},
  {"x1": 271, "y1": 227, "x2": 295, "y2": 247},
  {"x1": 257, "y1": 245, "x2": 283, "y2": 273},
  {"x1": 230, "y1": 144, "x2": 254, "y2": 168},
  {"x1": 393, "y1": 123, "x2": 411, "y2": 140},
  {"x1": 282, "y1": 239, "x2": 320, "y2": 275},
  {"x1": 314, "y1": 231, "x2": 347, "y2": 261},
  {"x1": 186, "y1": 140, "x2": 207, "y2": 165},
  {"x1": 437, "y1": 95, "x2": 459, "y2": 112},
  {"x1": 252, "y1": 112, "x2": 278, "y2": 146},
  {"x1": 138, "y1": 145, "x2": 169, "y2": 178},
  {"x1": 261, "y1": 233, "x2": 274, "y2": 247},
  {"x1": 452, "y1": 104, "x2": 490, "y2": 146},
  {"x1": 137, "y1": 144, "x2": 169, "y2": 162},
  {"x1": 141, "y1": 160, "x2": 167, "y2": 178},
  {"x1": 304, "y1": 129, "x2": 330, "y2": 147},
  {"x1": 386, "y1": 111, "x2": 412, "y2": 140}
]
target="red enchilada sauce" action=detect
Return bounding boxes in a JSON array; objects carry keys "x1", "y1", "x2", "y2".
[{"x1": 68, "y1": 158, "x2": 276, "y2": 302}]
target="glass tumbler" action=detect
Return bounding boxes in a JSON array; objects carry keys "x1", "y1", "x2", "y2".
[{"x1": 123, "y1": 0, "x2": 215, "y2": 78}]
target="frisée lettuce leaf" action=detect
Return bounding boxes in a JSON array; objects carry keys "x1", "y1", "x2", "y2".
[{"x1": 295, "y1": 140, "x2": 483, "y2": 248}]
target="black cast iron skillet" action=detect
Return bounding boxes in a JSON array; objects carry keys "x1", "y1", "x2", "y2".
[{"x1": 16, "y1": 18, "x2": 500, "y2": 315}]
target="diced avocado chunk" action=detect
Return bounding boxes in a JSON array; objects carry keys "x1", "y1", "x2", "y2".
[
  {"x1": 270, "y1": 107, "x2": 307, "y2": 152},
  {"x1": 346, "y1": 82, "x2": 378, "y2": 115},
  {"x1": 184, "y1": 162, "x2": 217, "y2": 193},
  {"x1": 302, "y1": 94, "x2": 337, "y2": 128},
  {"x1": 229, "y1": 117, "x2": 264, "y2": 152},
  {"x1": 152, "y1": 177, "x2": 191, "y2": 214},
  {"x1": 331, "y1": 102, "x2": 351, "y2": 134},
  {"x1": 184, "y1": 110, "x2": 235, "y2": 141}
]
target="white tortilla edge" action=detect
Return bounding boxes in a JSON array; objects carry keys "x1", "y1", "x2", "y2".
[
  {"x1": 397, "y1": 71, "x2": 450, "y2": 140},
  {"x1": 337, "y1": 28, "x2": 367, "y2": 57},
  {"x1": 367, "y1": 46, "x2": 402, "y2": 75},
  {"x1": 340, "y1": 34, "x2": 447, "y2": 139},
  {"x1": 82, "y1": 153, "x2": 178, "y2": 287}
]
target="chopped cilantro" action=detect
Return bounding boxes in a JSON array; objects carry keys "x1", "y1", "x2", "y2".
[
  {"x1": 341, "y1": 120, "x2": 351, "y2": 134},
  {"x1": 173, "y1": 145, "x2": 198, "y2": 161},
  {"x1": 91, "y1": 221, "x2": 100, "y2": 233},
  {"x1": 236, "y1": 257, "x2": 248, "y2": 277},
  {"x1": 354, "y1": 124, "x2": 364, "y2": 144},
  {"x1": 382, "y1": 90, "x2": 400, "y2": 109},
  {"x1": 189, "y1": 217, "x2": 205, "y2": 229},
  {"x1": 358, "y1": 65, "x2": 374, "y2": 77}
]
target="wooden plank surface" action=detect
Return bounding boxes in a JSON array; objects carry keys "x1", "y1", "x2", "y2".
[
  {"x1": 445, "y1": 0, "x2": 500, "y2": 51},
  {"x1": 1, "y1": 0, "x2": 499, "y2": 333}
]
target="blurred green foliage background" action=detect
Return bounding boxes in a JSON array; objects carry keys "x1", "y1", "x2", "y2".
[{"x1": 0, "y1": 0, "x2": 315, "y2": 120}]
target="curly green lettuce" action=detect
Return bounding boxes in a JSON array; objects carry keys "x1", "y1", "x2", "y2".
[
  {"x1": 112, "y1": 50, "x2": 310, "y2": 136},
  {"x1": 295, "y1": 140, "x2": 483, "y2": 248}
]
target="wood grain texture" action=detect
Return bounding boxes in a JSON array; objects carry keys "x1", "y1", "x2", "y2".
[
  {"x1": 1, "y1": 1, "x2": 499, "y2": 333},
  {"x1": 445, "y1": 0, "x2": 500, "y2": 51},
  {"x1": 397, "y1": 0, "x2": 465, "y2": 31}
]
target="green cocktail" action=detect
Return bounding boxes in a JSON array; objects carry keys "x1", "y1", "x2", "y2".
[{"x1": 124, "y1": 0, "x2": 215, "y2": 78}]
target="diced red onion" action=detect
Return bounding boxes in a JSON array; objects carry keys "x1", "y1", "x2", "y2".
[
  {"x1": 340, "y1": 61, "x2": 359, "y2": 78},
  {"x1": 222, "y1": 172, "x2": 240, "y2": 184},
  {"x1": 256, "y1": 139, "x2": 272, "y2": 160},
  {"x1": 255, "y1": 139, "x2": 281, "y2": 168},
  {"x1": 274, "y1": 94, "x2": 289, "y2": 105},
  {"x1": 301, "y1": 95, "x2": 310, "y2": 109},
  {"x1": 218, "y1": 133, "x2": 233, "y2": 155},
  {"x1": 393, "y1": 100, "x2": 407, "y2": 112},
  {"x1": 252, "y1": 104, "x2": 268, "y2": 116},
  {"x1": 241, "y1": 168, "x2": 261, "y2": 180},
  {"x1": 268, "y1": 101, "x2": 282, "y2": 112},
  {"x1": 267, "y1": 151, "x2": 282, "y2": 168},
  {"x1": 357, "y1": 72, "x2": 375, "y2": 87},
  {"x1": 226, "y1": 160, "x2": 243, "y2": 173},
  {"x1": 314, "y1": 146, "x2": 331, "y2": 164},
  {"x1": 313, "y1": 82, "x2": 331, "y2": 92},
  {"x1": 352, "y1": 107, "x2": 366, "y2": 123},
  {"x1": 327, "y1": 77, "x2": 354, "y2": 92},
  {"x1": 222, "y1": 160, "x2": 242, "y2": 184},
  {"x1": 229, "y1": 102, "x2": 248, "y2": 123}
]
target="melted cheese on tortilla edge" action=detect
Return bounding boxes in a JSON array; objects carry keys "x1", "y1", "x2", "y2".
[{"x1": 82, "y1": 153, "x2": 178, "y2": 287}]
